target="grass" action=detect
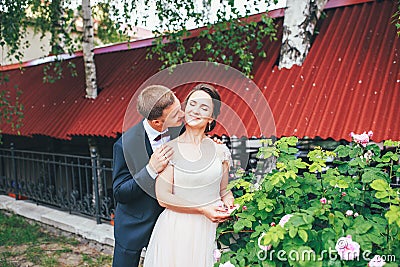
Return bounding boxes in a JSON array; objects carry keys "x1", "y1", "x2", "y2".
[{"x1": 0, "y1": 211, "x2": 112, "y2": 267}]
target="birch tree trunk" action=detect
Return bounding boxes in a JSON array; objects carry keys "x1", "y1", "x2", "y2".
[
  {"x1": 82, "y1": 0, "x2": 98, "y2": 99},
  {"x1": 279, "y1": 0, "x2": 328, "y2": 69}
]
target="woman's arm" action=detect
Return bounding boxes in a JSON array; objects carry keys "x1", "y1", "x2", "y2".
[
  {"x1": 156, "y1": 165, "x2": 230, "y2": 223},
  {"x1": 220, "y1": 161, "x2": 235, "y2": 209}
]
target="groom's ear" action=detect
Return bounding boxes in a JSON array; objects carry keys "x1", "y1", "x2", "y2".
[{"x1": 149, "y1": 119, "x2": 164, "y2": 129}]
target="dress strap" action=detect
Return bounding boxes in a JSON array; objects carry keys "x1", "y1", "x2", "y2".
[{"x1": 171, "y1": 165, "x2": 175, "y2": 195}]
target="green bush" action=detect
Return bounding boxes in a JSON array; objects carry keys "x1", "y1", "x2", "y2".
[{"x1": 216, "y1": 133, "x2": 400, "y2": 267}]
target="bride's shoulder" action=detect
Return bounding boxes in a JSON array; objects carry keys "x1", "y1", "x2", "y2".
[
  {"x1": 216, "y1": 142, "x2": 231, "y2": 154},
  {"x1": 210, "y1": 140, "x2": 232, "y2": 165}
]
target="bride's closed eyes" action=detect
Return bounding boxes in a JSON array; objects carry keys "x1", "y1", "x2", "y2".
[{"x1": 188, "y1": 100, "x2": 211, "y2": 113}]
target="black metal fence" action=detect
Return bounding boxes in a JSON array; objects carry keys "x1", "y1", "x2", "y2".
[
  {"x1": 0, "y1": 137, "x2": 271, "y2": 224},
  {"x1": 1, "y1": 138, "x2": 397, "y2": 225},
  {"x1": 0, "y1": 145, "x2": 114, "y2": 224}
]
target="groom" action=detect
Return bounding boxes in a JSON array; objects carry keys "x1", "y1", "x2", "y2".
[{"x1": 112, "y1": 85, "x2": 184, "y2": 267}]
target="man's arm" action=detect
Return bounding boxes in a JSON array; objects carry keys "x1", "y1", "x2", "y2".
[{"x1": 112, "y1": 141, "x2": 153, "y2": 203}]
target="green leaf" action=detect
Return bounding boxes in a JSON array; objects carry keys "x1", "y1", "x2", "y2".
[
  {"x1": 243, "y1": 219, "x2": 253, "y2": 228},
  {"x1": 302, "y1": 214, "x2": 314, "y2": 225},
  {"x1": 290, "y1": 216, "x2": 306, "y2": 227},
  {"x1": 294, "y1": 159, "x2": 308, "y2": 169},
  {"x1": 362, "y1": 171, "x2": 376, "y2": 183},
  {"x1": 355, "y1": 222, "x2": 372, "y2": 234},
  {"x1": 286, "y1": 188, "x2": 295, "y2": 197},
  {"x1": 309, "y1": 163, "x2": 321, "y2": 173},
  {"x1": 383, "y1": 140, "x2": 397, "y2": 146},
  {"x1": 375, "y1": 191, "x2": 389, "y2": 199},
  {"x1": 321, "y1": 228, "x2": 335, "y2": 244},
  {"x1": 286, "y1": 136, "x2": 299, "y2": 146},
  {"x1": 334, "y1": 145, "x2": 350, "y2": 157},
  {"x1": 370, "y1": 179, "x2": 389, "y2": 191},
  {"x1": 233, "y1": 219, "x2": 245, "y2": 233},
  {"x1": 337, "y1": 180, "x2": 349, "y2": 189},
  {"x1": 385, "y1": 205, "x2": 400, "y2": 226},
  {"x1": 381, "y1": 152, "x2": 394, "y2": 162},
  {"x1": 298, "y1": 229, "x2": 308, "y2": 242},
  {"x1": 289, "y1": 227, "x2": 298, "y2": 238}
]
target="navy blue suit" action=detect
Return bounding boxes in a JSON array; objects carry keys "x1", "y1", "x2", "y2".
[{"x1": 112, "y1": 121, "x2": 180, "y2": 267}]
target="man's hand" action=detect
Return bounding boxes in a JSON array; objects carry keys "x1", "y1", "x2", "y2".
[
  {"x1": 200, "y1": 205, "x2": 231, "y2": 223},
  {"x1": 206, "y1": 135, "x2": 223, "y2": 144},
  {"x1": 148, "y1": 145, "x2": 174, "y2": 174}
]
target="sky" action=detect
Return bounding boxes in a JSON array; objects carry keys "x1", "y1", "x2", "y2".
[
  {"x1": 70, "y1": 0, "x2": 287, "y2": 31},
  {"x1": 138, "y1": 0, "x2": 287, "y2": 31}
]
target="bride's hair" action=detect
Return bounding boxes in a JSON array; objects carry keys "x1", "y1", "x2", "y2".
[{"x1": 184, "y1": 83, "x2": 221, "y2": 133}]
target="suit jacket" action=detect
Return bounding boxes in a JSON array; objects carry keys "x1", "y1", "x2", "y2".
[{"x1": 112, "y1": 120, "x2": 180, "y2": 250}]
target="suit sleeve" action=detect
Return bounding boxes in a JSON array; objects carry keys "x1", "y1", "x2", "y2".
[{"x1": 112, "y1": 140, "x2": 154, "y2": 204}]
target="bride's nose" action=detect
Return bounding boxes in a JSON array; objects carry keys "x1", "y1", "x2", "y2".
[{"x1": 191, "y1": 105, "x2": 201, "y2": 115}]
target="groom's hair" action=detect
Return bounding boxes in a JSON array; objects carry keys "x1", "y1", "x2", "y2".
[{"x1": 137, "y1": 85, "x2": 176, "y2": 120}]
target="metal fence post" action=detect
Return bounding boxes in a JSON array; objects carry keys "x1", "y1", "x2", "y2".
[
  {"x1": 91, "y1": 148, "x2": 101, "y2": 224},
  {"x1": 10, "y1": 143, "x2": 19, "y2": 200}
]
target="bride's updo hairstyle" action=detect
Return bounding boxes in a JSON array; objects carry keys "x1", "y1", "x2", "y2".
[{"x1": 184, "y1": 83, "x2": 221, "y2": 133}]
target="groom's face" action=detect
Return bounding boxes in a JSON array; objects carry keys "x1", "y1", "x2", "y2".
[{"x1": 159, "y1": 95, "x2": 184, "y2": 129}]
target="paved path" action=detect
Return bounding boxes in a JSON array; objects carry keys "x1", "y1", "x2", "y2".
[{"x1": 0, "y1": 195, "x2": 114, "y2": 247}]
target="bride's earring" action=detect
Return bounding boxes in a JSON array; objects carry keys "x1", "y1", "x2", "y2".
[{"x1": 208, "y1": 122, "x2": 211, "y2": 132}]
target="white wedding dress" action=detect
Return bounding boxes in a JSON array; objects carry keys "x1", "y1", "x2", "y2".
[{"x1": 143, "y1": 138, "x2": 232, "y2": 267}]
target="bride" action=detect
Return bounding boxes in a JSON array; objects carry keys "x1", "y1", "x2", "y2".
[{"x1": 143, "y1": 84, "x2": 235, "y2": 267}]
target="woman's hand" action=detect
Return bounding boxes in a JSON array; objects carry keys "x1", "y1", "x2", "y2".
[
  {"x1": 200, "y1": 205, "x2": 231, "y2": 223},
  {"x1": 221, "y1": 191, "x2": 235, "y2": 209}
]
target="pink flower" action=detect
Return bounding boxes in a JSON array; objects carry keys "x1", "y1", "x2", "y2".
[
  {"x1": 213, "y1": 249, "x2": 221, "y2": 261},
  {"x1": 350, "y1": 131, "x2": 373, "y2": 147},
  {"x1": 258, "y1": 233, "x2": 272, "y2": 251},
  {"x1": 270, "y1": 222, "x2": 276, "y2": 227},
  {"x1": 342, "y1": 192, "x2": 347, "y2": 197},
  {"x1": 335, "y1": 235, "x2": 360, "y2": 260},
  {"x1": 278, "y1": 214, "x2": 293, "y2": 227},
  {"x1": 353, "y1": 212, "x2": 359, "y2": 218},
  {"x1": 219, "y1": 262, "x2": 235, "y2": 267},
  {"x1": 368, "y1": 255, "x2": 386, "y2": 267},
  {"x1": 242, "y1": 206, "x2": 247, "y2": 211},
  {"x1": 346, "y1": 210, "x2": 354, "y2": 216},
  {"x1": 320, "y1": 197, "x2": 327, "y2": 204}
]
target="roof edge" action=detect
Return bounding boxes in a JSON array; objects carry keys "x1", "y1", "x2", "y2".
[{"x1": 0, "y1": 0, "x2": 375, "y2": 72}]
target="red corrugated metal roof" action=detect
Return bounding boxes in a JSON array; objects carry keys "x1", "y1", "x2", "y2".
[{"x1": 0, "y1": 0, "x2": 398, "y2": 142}]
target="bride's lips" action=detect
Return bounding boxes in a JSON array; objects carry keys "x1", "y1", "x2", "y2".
[{"x1": 186, "y1": 114, "x2": 202, "y2": 122}]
